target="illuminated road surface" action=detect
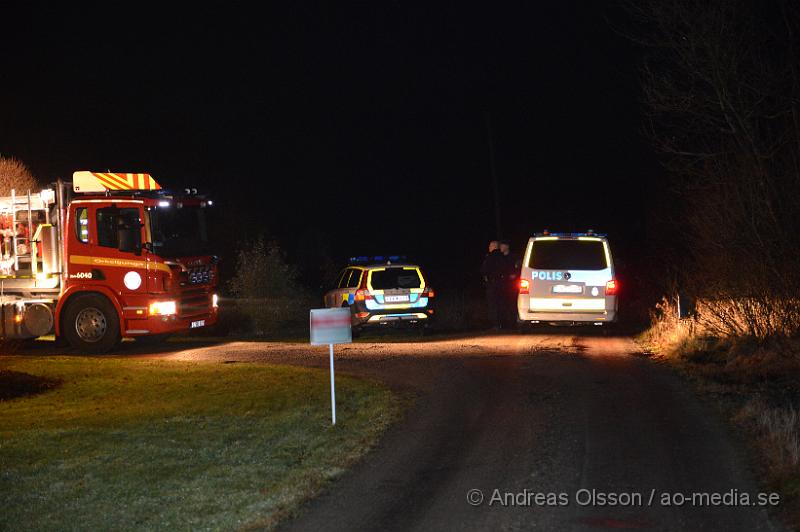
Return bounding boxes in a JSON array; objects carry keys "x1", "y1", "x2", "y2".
[{"x1": 157, "y1": 333, "x2": 782, "y2": 531}]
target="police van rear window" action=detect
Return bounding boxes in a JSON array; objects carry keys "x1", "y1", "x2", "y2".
[
  {"x1": 530, "y1": 240, "x2": 607, "y2": 270},
  {"x1": 370, "y1": 268, "x2": 423, "y2": 289}
]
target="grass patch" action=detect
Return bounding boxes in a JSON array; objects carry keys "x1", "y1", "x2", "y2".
[
  {"x1": 0, "y1": 357, "x2": 399, "y2": 531},
  {"x1": 736, "y1": 399, "x2": 800, "y2": 480}
]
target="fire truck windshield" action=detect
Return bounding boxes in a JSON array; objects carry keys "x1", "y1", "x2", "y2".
[{"x1": 148, "y1": 203, "x2": 210, "y2": 258}]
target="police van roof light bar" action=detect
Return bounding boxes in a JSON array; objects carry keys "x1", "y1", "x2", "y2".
[{"x1": 534, "y1": 232, "x2": 607, "y2": 238}]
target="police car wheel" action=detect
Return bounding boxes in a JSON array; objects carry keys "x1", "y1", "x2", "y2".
[{"x1": 63, "y1": 294, "x2": 121, "y2": 353}]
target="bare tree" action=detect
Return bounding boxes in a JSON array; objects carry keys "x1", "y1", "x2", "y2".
[
  {"x1": 620, "y1": 0, "x2": 800, "y2": 337},
  {"x1": 0, "y1": 156, "x2": 39, "y2": 196}
]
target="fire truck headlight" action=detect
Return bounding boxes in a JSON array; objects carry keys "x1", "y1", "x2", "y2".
[
  {"x1": 212, "y1": 294, "x2": 219, "y2": 308},
  {"x1": 149, "y1": 300, "x2": 177, "y2": 316}
]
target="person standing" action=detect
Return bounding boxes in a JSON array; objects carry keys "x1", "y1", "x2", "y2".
[
  {"x1": 500, "y1": 241, "x2": 520, "y2": 327},
  {"x1": 481, "y1": 240, "x2": 506, "y2": 330}
]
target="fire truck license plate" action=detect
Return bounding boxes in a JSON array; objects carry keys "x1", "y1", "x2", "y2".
[{"x1": 191, "y1": 320, "x2": 205, "y2": 328}]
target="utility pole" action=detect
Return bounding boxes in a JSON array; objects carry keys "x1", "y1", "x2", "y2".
[{"x1": 485, "y1": 111, "x2": 502, "y2": 238}]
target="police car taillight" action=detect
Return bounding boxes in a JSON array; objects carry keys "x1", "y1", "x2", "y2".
[
  {"x1": 424, "y1": 287, "x2": 435, "y2": 298},
  {"x1": 519, "y1": 279, "x2": 530, "y2": 294},
  {"x1": 355, "y1": 289, "x2": 373, "y2": 301},
  {"x1": 605, "y1": 279, "x2": 618, "y2": 296},
  {"x1": 354, "y1": 272, "x2": 370, "y2": 301}
]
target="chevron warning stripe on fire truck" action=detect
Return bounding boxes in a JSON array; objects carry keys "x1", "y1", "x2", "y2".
[{"x1": 72, "y1": 171, "x2": 162, "y2": 193}]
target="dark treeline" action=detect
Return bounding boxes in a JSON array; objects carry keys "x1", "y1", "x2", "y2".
[{"x1": 621, "y1": 0, "x2": 800, "y2": 337}]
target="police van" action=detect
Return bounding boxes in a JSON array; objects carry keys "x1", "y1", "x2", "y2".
[
  {"x1": 324, "y1": 256, "x2": 435, "y2": 333},
  {"x1": 517, "y1": 231, "x2": 618, "y2": 326}
]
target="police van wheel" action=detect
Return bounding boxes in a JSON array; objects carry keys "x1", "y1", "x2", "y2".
[
  {"x1": 63, "y1": 294, "x2": 121, "y2": 353},
  {"x1": 515, "y1": 319, "x2": 534, "y2": 333},
  {"x1": 601, "y1": 322, "x2": 617, "y2": 337}
]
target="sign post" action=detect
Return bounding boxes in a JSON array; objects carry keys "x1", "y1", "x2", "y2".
[{"x1": 310, "y1": 308, "x2": 352, "y2": 425}]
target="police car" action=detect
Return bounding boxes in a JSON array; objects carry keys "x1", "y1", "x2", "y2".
[
  {"x1": 517, "y1": 231, "x2": 618, "y2": 326},
  {"x1": 324, "y1": 256, "x2": 435, "y2": 332}
]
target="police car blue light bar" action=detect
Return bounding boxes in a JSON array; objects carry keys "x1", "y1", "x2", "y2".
[{"x1": 349, "y1": 255, "x2": 408, "y2": 265}]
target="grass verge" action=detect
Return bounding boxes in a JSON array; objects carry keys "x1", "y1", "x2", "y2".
[{"x1": 0, "y1": 357, "x2": 400, "y2": 531}]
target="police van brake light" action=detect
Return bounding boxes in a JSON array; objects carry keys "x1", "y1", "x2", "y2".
[
  {"x1": 519, "y1": 279, "x2": 530, "y2": 294},
  {"x1": 605, "y1": 279, "x2": 618, "y2": 296}
]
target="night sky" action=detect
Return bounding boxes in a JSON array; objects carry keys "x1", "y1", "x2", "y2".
[{"x1": 1, "y1": 3, "x2": 657, "y2": 288}]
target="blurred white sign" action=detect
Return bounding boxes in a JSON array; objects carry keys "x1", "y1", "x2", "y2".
[
  {"x1": 310, "y1": 308, "x2": 352, "y2": 426},
  {"x1": 310, "y1": 308, "x2": 352, "y2": 346}
]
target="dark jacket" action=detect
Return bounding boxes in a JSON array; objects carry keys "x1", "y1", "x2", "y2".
[{"x1": 481, "y1": 249, "x2": 507, "y2": 283}]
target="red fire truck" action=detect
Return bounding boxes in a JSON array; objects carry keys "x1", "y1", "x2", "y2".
[{"x1": 0, "y1": 171, "x2": 218, "y2": 352}]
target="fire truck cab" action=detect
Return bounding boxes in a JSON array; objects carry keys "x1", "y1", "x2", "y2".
[{"x1": 0, "y1": 171, "x2": 218, "y2": 352}]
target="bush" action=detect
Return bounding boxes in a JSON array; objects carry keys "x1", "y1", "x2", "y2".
[
  {"x1": 215, "y1": 297, "x2": 312, "y2": 337},
  {"x1": 0, "y1": 156, "x2": 38, "y2": 195},
  {"x1": 642, "y1": 295, "x2": 693, "y2": 349},
  {"x1": 228, "y1": 237, "x2": 304, "y2": 299},
  {"x1": 431, "y1": 290, "x2": 469, "y2": 331},
  {"x1": 226, "y1": 238, "x2": 314, "y2": 336},
  {"x1": 644, "y1": 293, "x2": 800, "y2": 357}
]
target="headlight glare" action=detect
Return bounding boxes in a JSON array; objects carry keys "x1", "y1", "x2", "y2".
[{"x1": 149, "y1": 300, "x2": 177, "y2": 316}]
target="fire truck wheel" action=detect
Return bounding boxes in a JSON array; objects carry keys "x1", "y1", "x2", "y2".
[
  {"x1": 53, "y1": 335, "x2": 69, "y2": 347},
  {"x1": 63, "y1": 294, "x2": 121, "y2": 353}
]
